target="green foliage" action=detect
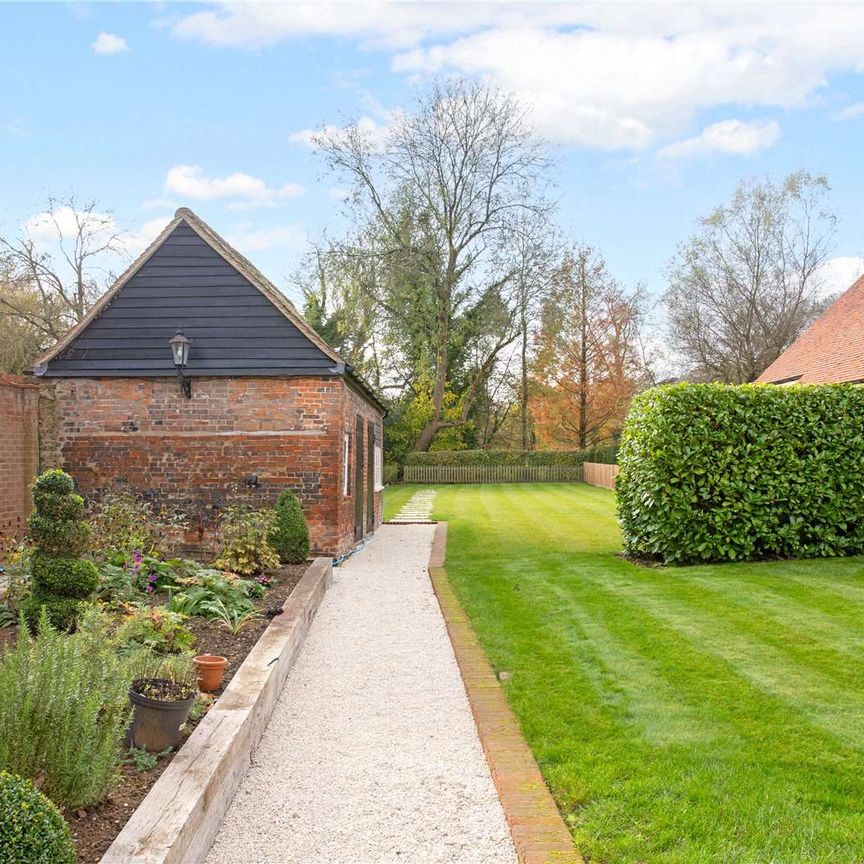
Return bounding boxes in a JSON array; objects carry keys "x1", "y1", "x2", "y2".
[
  {"x1": 26, "y1": 470, "x2": 97, "y2": 631},
  {"x1": 213, "y1": 506, "x2": 279, "y2": 576},
  {"x1": 0, "y1": 608, "x2": 131, "y2": 808},
  {"x1": 31, "y1": 470, "x2": 74, "y2": 496},
  {"x1": 116, "y1": 605, "x2": 195, "y2": 655},
  {"x1": 617, "y1": 383, "x2": 864, "y2": 564},
  {"x1": 383, "y1": 463, "x2": 400, "y2": 485},
  {"x1": 167, "y1": 567, "x2": 261, "y2": 620},
  {"x1": 26, "y1": 514, "x2": 90, "y2": 556},
  {"x1": 0, "y1": 772, "x2": 75, "y2": 864},
  {"x1": 21, "y1": 594, "x2": 82, "y2": 632},
  {"x1": 125, "y1": 746, "x2": 171, "y2": 773},
  {"x1": 30, "y1": 552, "x2": 98, "y2": 599},
  {"x1": 268, "y1": 489, "x2": 310, "y2": 564},
  {"x1": 30, "y1": 490, "x2": 85, "y2": 522},
  {"x1": 201, "y1": 599, "x2": 259, "y2": 635},
  {"x1": 403, "y1": 447, "x2": 617, "y2": 466}
]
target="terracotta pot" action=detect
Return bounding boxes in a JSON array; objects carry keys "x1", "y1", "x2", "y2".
[
  {"x1": 127, "y1": 679, "x2": 196, "y2": 753},
  {"x1": 194, "y1": 654, "x2": 228, "y2": 692}
]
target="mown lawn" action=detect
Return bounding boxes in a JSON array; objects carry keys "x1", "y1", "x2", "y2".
[{"x1": 386, "y1": 483, "x2": 864, "y2": 863}]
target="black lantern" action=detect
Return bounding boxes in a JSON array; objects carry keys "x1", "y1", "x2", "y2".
[{"x1": 169, "y1": 327, "x2": 192, "y2": 398}]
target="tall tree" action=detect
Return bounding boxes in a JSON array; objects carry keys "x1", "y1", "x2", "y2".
[
  {"x1": 665, "y1": 172, "x2": 836, "y2": 383},
  {"x1": 0, "y1": 196, "x2": 125, "y2": 370},
  {"x1": 532, "y1": 245, "x2": 649, "y2": 448},
  {"x1": 315, "y1": 79, "x2": 551, "y2": 451}
]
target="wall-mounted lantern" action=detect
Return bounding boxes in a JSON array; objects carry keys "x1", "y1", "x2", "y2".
[{"x1": 169, "y1": 327, "x2": 192, "y2": 398}]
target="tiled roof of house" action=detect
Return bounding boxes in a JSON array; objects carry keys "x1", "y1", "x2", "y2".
[{"x1": 757, "y1": 274, "x2": 864, "y2": 384}]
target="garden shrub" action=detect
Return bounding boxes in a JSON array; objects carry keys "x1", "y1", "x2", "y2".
[
  {"x1": 116, "y1": 605, "x2": 195, "y2": 655},
  {"x1": 213, "y1": 506, "x2": 279, "y2": 576},
  {"x1": 617, "y1": 383, "x2": 864, "y2": 564},
  {"x1": 268, "y1": 489, "x2": 310, "y2": 564},
  {"x1": 0, "y1": 772, "x2": 75, "y2": 864},
  {"x1": 0, "y1": 608, "x2": 131, "y2": 808},
  {"x1": 24, "y1": 470, "x2": 98, "y2": 630}
]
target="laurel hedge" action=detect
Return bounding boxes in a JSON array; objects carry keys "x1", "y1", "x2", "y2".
[
  {"x1": 403, "y1": 446, "x2": 618, "y2": 467},
  {"x1": 617, "y1": 383, "x2": 864, "y2": 564}
]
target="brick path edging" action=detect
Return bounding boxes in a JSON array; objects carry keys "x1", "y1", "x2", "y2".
[{"x1": 428, "y1": 522, "x2": 583, "y2": 864}]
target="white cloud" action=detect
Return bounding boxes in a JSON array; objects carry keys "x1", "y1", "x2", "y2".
[
  {"x1": 814, "y1": 256, "x2": 864, "y2": 299},
  {"x1": 120, "y1": 216, "x2": 174, "y2": 256},
  {"x1": 92, "y1": 32, "x2": 129, "y2": 55},
  {"x1": 289, "y1": 114, "x2": 396, "y2": 150},
  {"x1": 226, "y1": 223, "x2": 307, "y2": 254},
  {"x1": 834, "y1": 102, "x2": 864, "y2": 120},
  {"x1": 658, "y1": 119, "x2": 780, "y2": 159},
  {"x1": 164, "y1": 165, "x2": 304, "y2": 208},
  {"x1": 170, "y1": 2, "x2": 549, "y2": 50},
  {"x1": 174, "y1": 2, "x2": 864, "y2": 150},
  {"x1": 1, "y1": 117, "x2": 28, "y2": 136}
]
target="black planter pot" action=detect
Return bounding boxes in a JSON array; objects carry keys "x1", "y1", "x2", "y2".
[{"x1": 127, "y1": 679, "x2": 196, "y2": 753}]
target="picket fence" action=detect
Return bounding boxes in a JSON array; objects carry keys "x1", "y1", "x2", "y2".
[{"x1": 402, "y1": 464, "x2": 584, "y2": 484}]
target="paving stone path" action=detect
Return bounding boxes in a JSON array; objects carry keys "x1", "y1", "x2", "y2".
[
  {"x1": 388, "y1": 488, "x2": 436, "y2": 522},
  {"x1": 206, "y1": 524, "x2": 516, "y2": 864}
]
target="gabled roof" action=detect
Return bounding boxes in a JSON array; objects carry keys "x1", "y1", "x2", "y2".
[
  {"x1": 758, "y1": 274, "x2": 864, "y2": 384},
  {"x1": 35, "y1": 207, "x2": 340, "y2": 370}
]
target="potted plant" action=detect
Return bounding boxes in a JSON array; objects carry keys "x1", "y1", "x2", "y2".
[
  {"x1": 193, "y1": 654, "x2": 228, "y2": 692},
  {"x1": 127, "y1": 677, "x2": 197, "y2": 752}
]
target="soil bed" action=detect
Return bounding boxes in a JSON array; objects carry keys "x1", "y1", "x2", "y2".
[{"x1": 65, "y1": 561, "x2": 308, "y2": 863}]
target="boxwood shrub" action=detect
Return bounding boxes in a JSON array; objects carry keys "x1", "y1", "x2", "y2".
[
  {"x1": 617, "y1": 383, "x2": 864, "y2": 564},
  {"x1": 0, "y1": 772, "x2": 75, "y2": 864}
]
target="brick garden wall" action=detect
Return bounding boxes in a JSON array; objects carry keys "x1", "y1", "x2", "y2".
[
  {"x1": 0, "y1": 374, "x2": 40, "y2": 538},
  {"x1": 39, "y1": 376, "x2": 383, "y2": 556}
]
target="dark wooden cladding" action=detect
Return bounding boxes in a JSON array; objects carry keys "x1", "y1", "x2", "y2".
[{"x1": 42, "y1": 221, "x2": 336, "y2": 378}]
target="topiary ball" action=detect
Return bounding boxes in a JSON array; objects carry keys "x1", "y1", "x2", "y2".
[
  {"x1": 31, "y1": 489, "x2": 86, "y2": 523},
  {"x1": 30, "y1": 552, "x2": 99, "y2": 599},
  {"x1": 26, "y1": 515, "x2": 91, "y2": 557},
  {"x1": 23, "y1": 593, "x2": 84, "y2": 633},
  {"x1": 0, "y1": 772, "x2": 75, "y2": 864},
  {"x1": 267, "y1": 488, "x2": 310, "y2": 564},
  {"x1": 31, "y1": 469, "x2": 75, "y2": 497}
]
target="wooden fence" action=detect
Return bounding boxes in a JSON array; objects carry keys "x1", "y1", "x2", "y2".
[
  {"x1": 582, "y1": 462, "x2": 619, "y2": 490},
  {"x1": 402, "y1": 464, "x2": 583, "y2": 484}
]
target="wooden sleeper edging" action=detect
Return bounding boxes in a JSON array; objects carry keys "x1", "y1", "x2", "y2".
[{"x1": 101, "y1": 557, "x2": 333, "y2": 864}]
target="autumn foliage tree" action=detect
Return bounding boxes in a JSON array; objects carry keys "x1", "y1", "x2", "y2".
[{"x1": 531, "y1": 245, "x2": 651, "y2": 449}]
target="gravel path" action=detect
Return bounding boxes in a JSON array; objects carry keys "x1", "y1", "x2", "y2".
[{"x1": 206, "y1": 524, "x2": 517, "y2": 864}]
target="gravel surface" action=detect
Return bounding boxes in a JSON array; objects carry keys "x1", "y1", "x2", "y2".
[{"x1": 207, "y1": 524, "x2": 516, "y2": 864}]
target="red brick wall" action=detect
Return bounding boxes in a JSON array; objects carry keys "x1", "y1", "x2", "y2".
[
  {"x1": 39, "y1": 376, "x2": 383, "y2": 557},
  {"x1": 0, "y1": 374, "x2": 40, "y2": 538}
]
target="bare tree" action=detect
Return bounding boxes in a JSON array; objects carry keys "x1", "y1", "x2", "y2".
[
  {"x1": 0, "y1": 195, "x2": 125, "y2": 344},
  {"x1": 665, "y1": 172, "x2": 836, "y2": 383},
  {"x1": 316, "y1": 79, "x2": 551, "y2": 451}
]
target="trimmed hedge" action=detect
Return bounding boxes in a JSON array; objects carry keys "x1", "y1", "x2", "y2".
[
  {"x1": 404, "y1": 446, "x2": 618, "y2": 467},
  {"x1": 617, "y1": 383, "x2": 864, "y2": 564}
]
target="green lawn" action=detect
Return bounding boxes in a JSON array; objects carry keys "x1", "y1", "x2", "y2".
[{"x1": 385, "y1": 483, "x2": 864, "y2": 863}]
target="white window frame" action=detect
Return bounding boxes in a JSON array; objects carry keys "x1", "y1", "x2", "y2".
[
  {"x1": 342, "y1": 433, "x2": 350, "y2": 496},
  {"x1": 374, "y1": 443, "x2": 384, "y2": 491}
]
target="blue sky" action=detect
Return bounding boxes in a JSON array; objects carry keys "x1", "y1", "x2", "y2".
[{"x1": 2, "y1": 1, "x2": 864, "y2": 309}]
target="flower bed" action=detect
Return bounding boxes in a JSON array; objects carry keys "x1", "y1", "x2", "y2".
[
  {"x1": 0, "y1": 473, "x2": 316, "y2": 863},
  {"x1": 69, "y1": 561, "x2": 306, "y2": 863}
]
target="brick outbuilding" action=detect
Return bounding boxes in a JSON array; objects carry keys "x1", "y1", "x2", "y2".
[{"x1": 35, "y1": 208, "x2": 385, "y2": 556}]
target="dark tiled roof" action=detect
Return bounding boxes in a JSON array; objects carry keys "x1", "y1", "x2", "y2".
[{"x1": 758, "y1": 274, "x2": 864, "y2": 384}]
